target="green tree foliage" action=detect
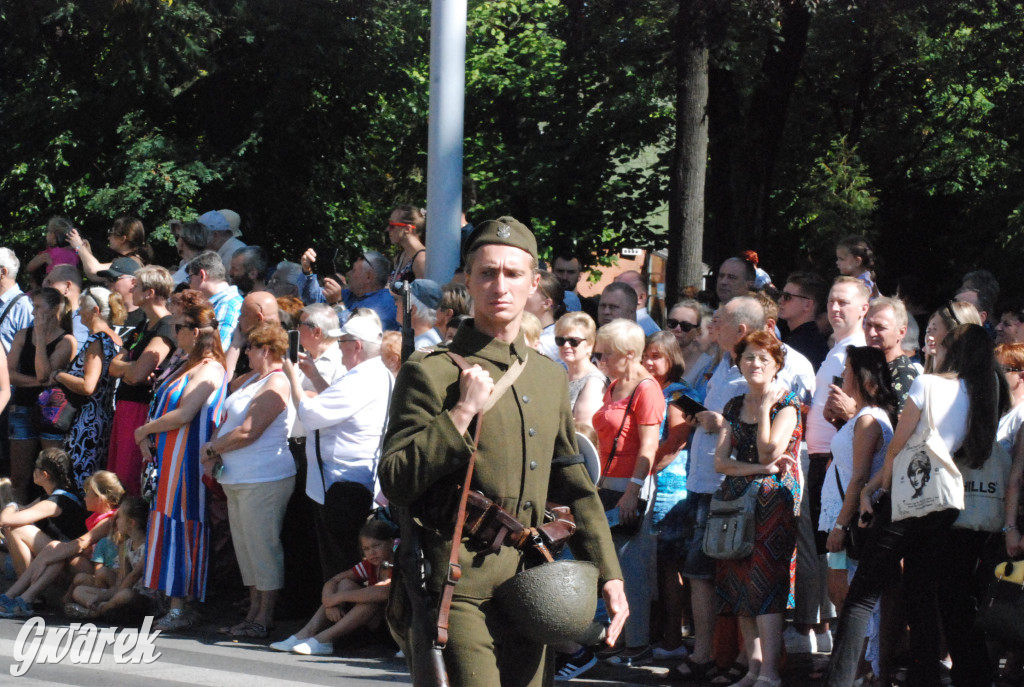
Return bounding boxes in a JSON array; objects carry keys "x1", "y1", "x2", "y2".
[
  {"x1": 787, "y1": 136, "x2": 878, "y2": 267},
  {"x1": 4, "y1": 0, "x2": 1024, "y2": 303}
]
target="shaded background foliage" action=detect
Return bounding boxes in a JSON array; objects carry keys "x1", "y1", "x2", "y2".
[{"x1": 2, "y1": 0, "x2": 1024, "y2": 306}]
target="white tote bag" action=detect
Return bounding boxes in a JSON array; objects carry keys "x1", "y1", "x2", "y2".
[
  {"x1": 891, "y1": 380, "x2": 965, "y2": 522},
  {"x1": 954, "y1": 439, "x2": 1011, "y2": 532}
]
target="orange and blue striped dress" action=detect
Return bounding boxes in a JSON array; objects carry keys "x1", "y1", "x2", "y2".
[{"x1": 143, "y1": 364, "x2": 227, "y2": 601}]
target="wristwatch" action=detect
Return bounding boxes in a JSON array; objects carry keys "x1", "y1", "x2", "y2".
[
  {"x1": 1003, "y1": 524, "x2": 1018, "y2": 534},
  {"x1": 833, "y1": 523, "x2": 850, "y2": 532}
]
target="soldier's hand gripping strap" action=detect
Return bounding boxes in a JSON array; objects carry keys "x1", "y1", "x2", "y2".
[{"x1": 435, "y1": 351, "x2": 526, "y2": 649}]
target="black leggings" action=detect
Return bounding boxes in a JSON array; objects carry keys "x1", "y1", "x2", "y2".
[{"x1": 824, "y1": 503, "x2": 959, "y2": 687}]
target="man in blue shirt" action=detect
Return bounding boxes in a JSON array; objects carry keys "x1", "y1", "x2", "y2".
[
  {"x1": 298, "y1": 249, "x2": 399, "y2": 331},
  {"x1": 0, "y1": 248, "x2": 33, "y2": 352}
]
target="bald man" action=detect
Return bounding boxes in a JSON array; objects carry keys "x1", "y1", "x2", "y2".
[
  {"x1": 614, "y1": 270, "x2": 660, "y2": 336},
  {"x1": 225, "y1": 291, "x2": 281, "y2": 381}
]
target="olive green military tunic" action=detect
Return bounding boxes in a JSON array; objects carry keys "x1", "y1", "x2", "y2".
[{"x1": 380, "y1": 322, "x2": 622, "y2": 687}]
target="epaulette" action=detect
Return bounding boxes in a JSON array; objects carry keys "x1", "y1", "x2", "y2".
[{"x1": 407, "y1": 344, "x2": 450, "y2": 363}]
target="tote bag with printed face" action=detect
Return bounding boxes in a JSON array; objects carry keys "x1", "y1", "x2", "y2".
[{"x1": 891, "y1": 380, "x2": 964, "y2": 522}]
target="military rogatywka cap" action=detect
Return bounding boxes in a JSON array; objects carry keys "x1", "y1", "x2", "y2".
[{"x1": 462, "y1": 216, "x2": 538, "y2": 261}]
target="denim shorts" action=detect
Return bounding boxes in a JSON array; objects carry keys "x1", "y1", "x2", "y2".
[
  {"x1": 9, "y1": 405, "x2": 65, "y2": 442},
  {"x1": 672, "y1": 492, "x2": 715, "y2": 580}
]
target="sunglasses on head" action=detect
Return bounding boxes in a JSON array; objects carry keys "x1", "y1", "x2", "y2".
[
  {"x1": 666, "y1": 319, "x2": 699, "y2": 332},
  {"x1": 555, "y1": 336, "x2": 584, "y2": 348},
  {"x1": 942, "y1": 300, "x2": 962, "y2": 326}
]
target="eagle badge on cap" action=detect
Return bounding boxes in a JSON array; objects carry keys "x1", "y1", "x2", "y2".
[{"x1": 497, "y1": 224, "x2": 512, "y2": 239}]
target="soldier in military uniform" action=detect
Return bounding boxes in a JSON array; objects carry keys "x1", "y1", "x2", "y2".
[{"x1": 379, "y1": 218, "x2": 627, "y2": 686}]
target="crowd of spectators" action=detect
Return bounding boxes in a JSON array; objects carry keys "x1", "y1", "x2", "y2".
[{"x1": 0, "y1": 214, "x2": 1022, "y2": 687}]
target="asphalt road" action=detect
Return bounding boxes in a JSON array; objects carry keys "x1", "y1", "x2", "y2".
[{"x1": 0, "y1": 612, "x2": 671, "y2": 686}]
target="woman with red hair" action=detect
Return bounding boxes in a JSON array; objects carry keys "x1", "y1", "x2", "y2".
[{"x1": 713, "y1": 330, "x2": 801, "y2": 687}]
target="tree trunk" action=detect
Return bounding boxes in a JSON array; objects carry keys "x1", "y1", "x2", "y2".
[{"x1": 666, "y1": 40, "x2": 709, "y2": 308}]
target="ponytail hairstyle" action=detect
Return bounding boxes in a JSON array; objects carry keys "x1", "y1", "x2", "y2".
[
  {"x1": 80, "y1": 286, "x2": 127, "y2": 326},
  {"x1": 837, "y1": 235, "x2": 878, "y2": 293},
  {"x1": 82, "y1": 470, "x2": 125, "y2": 509},
  {"x1": 109, "y1": 216, "x2": 154, "y2": 264},
  {"x1": 836, "y1": 235, "x2": 875, "y2": 274},
  {"x1": 939, "y1": 324, "x2": 1011, "y2": 469},
  {"x1": 391, "y1": 205, "x2": 426, "y2": 240},
  {"x1": 47, "y1": 217, "x2": 74, "y2": 248},
  {"x1": 180, "y1": 301, "x2": 225, "y2": 371},
  {"x1": 35, "y1": 448, "x2": 76, "y2": 493},
  {"x1": 844, "y1": 346, "x2": 900, "y2": 428}
]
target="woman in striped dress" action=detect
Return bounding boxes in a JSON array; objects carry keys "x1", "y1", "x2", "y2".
[{"x1": 133, "y1": 302, "x2": 227, "y2": 632}]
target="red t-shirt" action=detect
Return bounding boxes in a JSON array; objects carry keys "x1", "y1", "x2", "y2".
[{"x1": 592, "y1": 378, "x2": 666, "y2": 479}]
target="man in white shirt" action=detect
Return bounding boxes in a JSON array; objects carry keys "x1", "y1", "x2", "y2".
[
  {"x1": 789, "y1": 276, "x2": 869, "y2": 653},
  {"x1": 284, "y1": 311, "x2": 394, "y2": 579}
]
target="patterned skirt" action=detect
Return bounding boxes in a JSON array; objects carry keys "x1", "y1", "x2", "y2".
[{"x1": 714, "y1": 473, "x2": 799, "y2": 616}]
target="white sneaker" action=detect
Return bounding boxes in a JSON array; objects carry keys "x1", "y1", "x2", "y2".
[
  {"x1": 783, "y1": 626, "x2": 815, "y2": 653},
  {"x1": 815, "y1": 629, "x2": 833, "y2": 653},
  {"x1": 269, "y1": 635, "x2": 303, "y2": 652},
  {"x1": 292, "y1": 638, "x2": 334, "y2": 656}
]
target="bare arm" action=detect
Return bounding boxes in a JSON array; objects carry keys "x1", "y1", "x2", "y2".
[
  {"x1": 66, "y1": 229, "x2": 111, "y2": 283},
  {"x1": 35, "y1": 516, "x2": 115, "y2": 564},
  {"x1": 7, "y1": 330, "x2": 37, "y2": 388},
  {"x1": 35, "y1": 333, "x2": 75, "y2": 385},
  {"x1": 204, "y1": 376, "x2": 288, "y2": 455},
  {"x1": 860, "y1": 399, "x2": 921, "y2": 518},
  {"x1": 134, "y1": 364, "x2": 223, "y2": 443},
  {"x1": 0, "y1": 500, "x2": 60, "y2": 528},
  {"x1": 326, "y1": 579, "x2": 391, "y2": 606},
  {"x1": 53, "y1": 338, "x2": 103, "y2": 395},
  {"x1": 572, "y1": 374, "x2": 605, "y2": 427},
  {"x1": 714, "y1": 422, "x2": 775, "y2": 477},
  {"x1": 826, "y1": 415, "x2": 882, "y2": 552},
  {"x1": 115, "y1": 336, "x2": 172, "y2": 386},
  {"x1": 1005, "y1": 422, "x2": 1024, "y2": 555},
  {"x1": 654, "y1": 403, "x2": 691, "y2": 472},
  {"x1": 0, "y1": 347, "x2": 11, "y2": 414},
  {"x1": 26, "y1": 251, "x2": 51, "y2": 273}
]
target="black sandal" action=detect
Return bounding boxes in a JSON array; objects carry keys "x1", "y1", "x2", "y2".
[
  {"x1": 673, "y1": 657, "x2": 717, "y2": 682},
  {"x1": 709, "y1": 662, "x2": 747, "y2": 686}
]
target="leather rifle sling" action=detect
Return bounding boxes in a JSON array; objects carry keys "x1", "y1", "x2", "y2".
[{"x1": 434, "y1": 351, "x2": 527, "y2": 648}]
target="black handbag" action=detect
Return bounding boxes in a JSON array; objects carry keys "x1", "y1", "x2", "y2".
[
  {"x1": 32, "y1": 384, "x2": 86, "y2": 433},
  {"x1": 598, "y1": 487, "x2": 647, "y2": 537},
  {"x1": 976, "y1": 560, "x2": 1024, "y2": 645},
  {"x1": 833, "y1": 469, "x2": 867, "y2": 560}
]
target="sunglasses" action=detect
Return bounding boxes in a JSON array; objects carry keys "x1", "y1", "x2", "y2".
[
  {"x1": 174, "y1": 323, "x2": 195, "y2": 333},
  {"x1": 591, "y1": 352, "x2": 605, "y2": 362},
  {"x1": 387, "y1": 222, "x2": 417, "y2": 232},
  {"x1": 666, "y1": 319, "x2": 699, "y2": 332},
  {"x1": 942, "y1": 300, "x2": 962, "y2": 326},
  {"x1": 779, "y1": 291, "x2": 812, "y2": 303},
  {"x1": 555, "y1": 336, "x2": 585, "y2": 348}
]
